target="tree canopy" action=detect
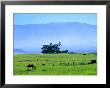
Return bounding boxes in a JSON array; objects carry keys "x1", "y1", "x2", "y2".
[{"x1": 41, "y1": 42, "x2": 68, "y2": 54}]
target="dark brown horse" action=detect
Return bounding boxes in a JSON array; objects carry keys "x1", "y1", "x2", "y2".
[{"x1": 26, "y1": 64, "x2": 36, "y2": 71}]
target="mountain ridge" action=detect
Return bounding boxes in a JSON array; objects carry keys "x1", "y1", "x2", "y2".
[{"x1": 14, "y1": 22, "x2": 97, "y2": 54}]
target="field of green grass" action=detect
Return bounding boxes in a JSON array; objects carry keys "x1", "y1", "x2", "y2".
[{"x1": 13, "y1": 53, "x2": 97, "y2": 75}]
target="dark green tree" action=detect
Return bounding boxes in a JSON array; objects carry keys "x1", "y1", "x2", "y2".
[{"x1": 41, "y1": 42, "x2": 62, "y2": 54}]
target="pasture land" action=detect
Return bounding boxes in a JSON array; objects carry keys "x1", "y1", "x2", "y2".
[{"x1": 13, "y1": 53, "x2": 97, "y2": 75}]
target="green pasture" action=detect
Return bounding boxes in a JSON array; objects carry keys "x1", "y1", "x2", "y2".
[{"x1": 13, "y1": 53, "x2": 97, "y2": 75}]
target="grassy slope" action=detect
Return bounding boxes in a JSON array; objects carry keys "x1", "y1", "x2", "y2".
[{"x1": 13, "y1": 53, "x2": 97, "y2": 75}]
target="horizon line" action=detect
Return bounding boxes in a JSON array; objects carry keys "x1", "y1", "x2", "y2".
[{"x1": 14, "y1": 22, "x2": 97, "y2": 26}]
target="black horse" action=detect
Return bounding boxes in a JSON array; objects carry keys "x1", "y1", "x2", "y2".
[
  {"x1": 88, "y1": 60, "x2": 96, "y2": 64},
  {"x1": 26, "y1": 64, "x2": 36, "y2": 71}
]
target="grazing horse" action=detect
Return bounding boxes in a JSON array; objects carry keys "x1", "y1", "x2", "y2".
[
  {"x1": 27, "y1": 64, "x2": 36, "y2": 71},
  {"x1": 91, "y1": 60, "x2": 96, "y2": 64},
  {"x1": 88, "y1": 60, "x2": 96, "y2": 64}
]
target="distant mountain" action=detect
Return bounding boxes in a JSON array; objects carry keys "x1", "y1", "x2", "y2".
[
  {"x1": 72, "y1": 49, "x2": 97, "y2": 53},
  {"x1": 14, "y1": 49, "x2": 41, "y2": 54},
  {"x1": 14, "y1": 49, "x2": 27, "y2": 54},
  {"x1": 14, "y1": 22, "x2": 96, "y2": 38},
  {"x1": 14, "y1": 22, "x2": 97, "y2": 53}
]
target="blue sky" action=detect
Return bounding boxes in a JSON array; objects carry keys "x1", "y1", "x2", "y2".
[
  {"x1": 14, "y1": 13, "x2": 97, "y2": 53},
  {"x1": 14, "y1": 13, "x2": 97, "y2": 25}
]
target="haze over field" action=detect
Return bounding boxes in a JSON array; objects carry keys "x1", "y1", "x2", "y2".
[{"x1": 14, "y1": 13, "x2": 97, "y2": 54}]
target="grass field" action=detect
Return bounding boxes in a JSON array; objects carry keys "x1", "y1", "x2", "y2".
[{"x1": 13, "y1": 53, "x2": 97, "y2": 75}]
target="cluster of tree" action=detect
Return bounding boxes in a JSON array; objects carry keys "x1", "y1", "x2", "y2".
[{"x1": 41, "y1": 42, "x2": 68, "y2": 54}]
